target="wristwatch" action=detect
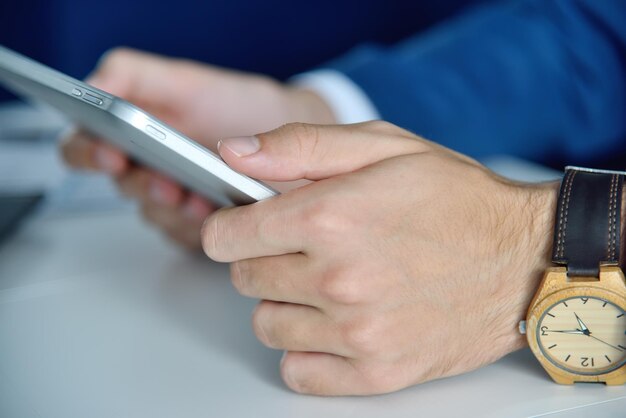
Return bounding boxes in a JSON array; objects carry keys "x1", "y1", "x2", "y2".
[{"x1": 521, "y1": 166, "x2": 626, "y2": 385}]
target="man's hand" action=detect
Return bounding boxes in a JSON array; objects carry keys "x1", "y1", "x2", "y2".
[
  {"x1": 202, "y1": 121, "x2": 557, "y2": 395},
  {"x1": 60, "y1": 48, "x2": 335, "y2": 249}
]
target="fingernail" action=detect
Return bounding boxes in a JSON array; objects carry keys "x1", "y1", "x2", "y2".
[
  {"x1": 95, "y1": 148, "x2": 120, "y2": 173},
  {"x1": 218, "y1": 136, "x2": 260, "y2": 157}
]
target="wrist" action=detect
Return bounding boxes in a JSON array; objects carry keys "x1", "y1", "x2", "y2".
[
  {"x1": 519, "y1": 181, "x2": 560, "y2": 316},
  {"x1": 508, "y1": 178, "x2": 626, "y2": 347},
  {"x1": 495, "y1": 180, "x2": 559, "y2": 355}
]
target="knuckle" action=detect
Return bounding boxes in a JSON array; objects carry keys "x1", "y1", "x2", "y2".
[
  {"x1": 301, "y1": 199, "x2": 349, "y2": 239},
  {"x1": 282, "y1": 122, "x2": 318, "y2": 143},
  {"x1": 362, "y1": 120, "x2": 423, "y2": 145},
  {"x1": 342, "y1": 317, "x2": 385, "y2": 356},
  {"x1": 318, "y1": 268, "x2": 366, "y2": 305},
  {"x1": 363, "y1": 120, "x2": 396, "y2": 133},
  {"x1": 354, "y1": 363, "x2": 402, "y2": 394},
  {"x1": 281, "y1": 122, "x2": 321, "y2": 161}
]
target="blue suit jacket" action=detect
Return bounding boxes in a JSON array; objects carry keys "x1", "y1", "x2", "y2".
[
  {"x1": 329, "y1": 0, "x2": 626, "y2": 165},
  {"x1": 0, "y1": 0, "x2": 485, "y2": 95}
]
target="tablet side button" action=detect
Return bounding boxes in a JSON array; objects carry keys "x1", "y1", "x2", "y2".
[
  {"x1": 83, "y1": 93, "x2": 104, "y2": 106},
  {"x1": 145, "y1": 125, "x2": 166, "y2": 141}
]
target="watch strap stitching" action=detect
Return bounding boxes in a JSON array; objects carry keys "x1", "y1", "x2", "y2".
[
  {"x1": 556, "y1": 170, "x2": 576, "y2": 260},
  {"x1": 551, "y1": 167, "x2": 624, "y2": 275},
  {"x1": 608, "y1": 174, "x2": 618, "y2": 261}
]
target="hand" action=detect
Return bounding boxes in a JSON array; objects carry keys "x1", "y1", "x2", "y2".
[
  {"x1": 60, "y1": 48, "x2": 335, "y2": 249},
  {"x1": 201, "y1": 121, "x2": 557, "y2": 395}
]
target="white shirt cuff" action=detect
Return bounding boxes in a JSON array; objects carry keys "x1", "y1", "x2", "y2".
[{"x1": 290, "y1": 70, "x2": 380, "y2": 124}]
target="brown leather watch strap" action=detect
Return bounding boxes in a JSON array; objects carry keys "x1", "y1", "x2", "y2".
[{"x1": 552, "y1": 166, "x2": 624, "y2": 277}]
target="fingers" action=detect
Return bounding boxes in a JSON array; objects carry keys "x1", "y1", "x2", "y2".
[
  {"x1": 87, "y1": 47, "x2": 186, "y2": 112},
  {"x1": 61, "y1": 125, "x2": 214, "y2": 251},
  {"x1": 280, "y1": 352, "x2": 399, "y2": 396},
  {"x1": 252, "y1": 301, "x2": 351, "y2": 357},
  {"x1": 217, "y1": 121, "x2": 428, "y2": 182},
  {"x1": 88, "y1": 48, "x2": 172, "y2": 101},
  {"x1": 141, "y1": 203, "x2": 205, "y2": 249},
  {"x1": 201, "y1": 192, "x2": 306, "y2": 262},
  {"x1": 111, "y1": 164, "x2": 213, "y2": 250},
  {"x1": 116, "y1": 171, "x2": 185, "y2": 206},
  {"x1": 115, "y1": 168, "x2": 152, "y2": 199},
  {"x1": 60, "y1": 130, "x2": 128, "y2": 174},
  {"x1": 141, "y1": 193, "x2": 216, "y2": 250},
  {"x1": 231, "y1": 254, "x2": 326, "y2": 306}
]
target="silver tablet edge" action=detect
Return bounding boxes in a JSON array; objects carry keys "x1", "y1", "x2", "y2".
[
  {"x1": 108, "y1": 100, "x2": 279, "y2": 201},
  {"x1": 0, "y1": 45, "x2": 279, "y2": 202}
]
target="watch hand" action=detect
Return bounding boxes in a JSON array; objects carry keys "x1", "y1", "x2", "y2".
[
  {"x1": 547, "y1": 329, "x2": 585, "y2": 335},
  {"x1": 573, "y1": 312, "x2": 591, "y2": 335},
  {"x1": 588, "y1": 335, "x2": 624, "y2": 352}
]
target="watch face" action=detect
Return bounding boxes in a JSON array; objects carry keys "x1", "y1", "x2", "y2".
[{"x1": 537, "y1": 296, "x2": 626, "y2": 375}]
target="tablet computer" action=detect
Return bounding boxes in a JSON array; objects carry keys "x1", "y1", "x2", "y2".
[{"x1": 0, "y1": 45, "x2": 278, "y2": 206}]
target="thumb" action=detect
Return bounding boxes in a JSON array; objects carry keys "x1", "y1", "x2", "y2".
[{"x1": 217, "y1": 122, "x2": 429, "y2": 181}]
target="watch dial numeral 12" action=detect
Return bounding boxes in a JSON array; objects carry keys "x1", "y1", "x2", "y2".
[{"x1": 580, "y1": 357, "x2": 594, "y2": 367}]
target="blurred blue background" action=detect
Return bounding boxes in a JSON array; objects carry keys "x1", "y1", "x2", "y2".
[
  {"x1": 3, "y1": 0, "x2": 623, "y2": 169},
  {"x1": 0, "y1": 0, "x2": 489, "y2": 101}
]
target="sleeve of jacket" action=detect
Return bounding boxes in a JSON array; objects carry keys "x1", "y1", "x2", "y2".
[{"x1": 327, "y1": 0, "x2": 626, "y2": 162}]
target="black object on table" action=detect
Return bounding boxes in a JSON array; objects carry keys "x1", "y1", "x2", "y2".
[{"x1": 0, "y1": 193, "x2": 43, "y2": 246}]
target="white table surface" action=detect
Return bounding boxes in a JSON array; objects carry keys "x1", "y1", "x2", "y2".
[{"x1": 0, "y1": 160, "x2": 625, "y2": 417}]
